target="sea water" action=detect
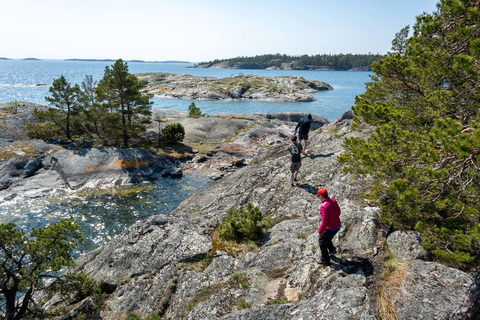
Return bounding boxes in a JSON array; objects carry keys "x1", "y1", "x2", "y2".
[
  {"x1": 0, "y1": 59, "x2": 371, "y2": 252},
  {"x1": 0, "y1": 59, "x2": 371, "y2": 121}
]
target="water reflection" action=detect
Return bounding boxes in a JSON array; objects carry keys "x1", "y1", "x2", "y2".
[{"x1": 0, "y1": 172, "x2": 212, "y2": 254}]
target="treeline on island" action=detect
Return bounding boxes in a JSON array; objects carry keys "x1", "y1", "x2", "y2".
[{"x1": 195, "y1": 53, "x2": 384, "y2": 70}]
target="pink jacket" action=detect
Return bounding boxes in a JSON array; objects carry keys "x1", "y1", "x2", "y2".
[{"x1": 317, "y1": 197, "x2": 341, "y2": 234}]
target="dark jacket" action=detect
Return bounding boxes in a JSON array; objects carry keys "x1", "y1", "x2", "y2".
[{"x1": 295, "y1": 114, "x2": 312, "y2": 134}]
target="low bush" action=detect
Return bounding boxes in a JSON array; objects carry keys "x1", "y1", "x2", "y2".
[
  {"x1": 218, "y1": 203, "x2": 269, "y2": 242},
  {"x1": 162, "y1": 123, "x2": 185, "y2": 144},
  {"x1": 188, "y1": 102, "x2": 202, "y2": 118}
]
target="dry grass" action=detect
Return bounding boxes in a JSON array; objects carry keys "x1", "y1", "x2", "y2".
[
  {"x1": 152, "y1": 142, "x2": 219, "y2": 156},
  {"x1": 377, "y1": 258, "x2": 407, "y2": 320},
  {"x1": 211, "y1": 230, "x2": 259, "y2": 258}
]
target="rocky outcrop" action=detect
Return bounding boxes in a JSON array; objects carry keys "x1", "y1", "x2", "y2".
[
  {"x1": 0, "y1": 145, "x2": 178, "y2": 204},
  {"x1": 70, "y1": 111, "x2": 479, "y2": 319},
  {"x1": 387, "y1": 231, "x2": 430, "y2": 261},
  {"x1": 137, "y1": 73, "x2": 333, "y2": 102},
  {"x1": 0, "y1": 102, "x2": 46, "y2": 140}
]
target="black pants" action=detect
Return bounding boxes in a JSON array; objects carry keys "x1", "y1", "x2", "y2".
[{"x1": 318, "y1": 229, "x2": 338, "y2": 263}]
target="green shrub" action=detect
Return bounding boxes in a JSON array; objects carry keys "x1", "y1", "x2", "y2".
[
  {"x1": 25, "y1": 122, "x2": 63, "y2": 140},
  {"x1": 218, "y1": 203, "x2": 266, "y2": 242},
  {"x1": 162, "y1": 123, "x2": 185, "y2": 144},
  {"x1": 188, "y1": 102, "x2": 202, "y2": 118}
]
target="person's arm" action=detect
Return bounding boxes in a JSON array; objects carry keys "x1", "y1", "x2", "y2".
[
  {"x1": 317, "y1": 204, "x2": 328, "y2": 235},
  {"x1": 295, "y1": 121, "x2": 300, "y2": 134}
]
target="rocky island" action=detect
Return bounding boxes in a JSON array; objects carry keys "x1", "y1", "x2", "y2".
[
  {"x1": 0, "y1": 102, "x2": 478, "y2": 319},
  {"x1": 137, "y1": 73, "x2": 333, "y2": 102}
]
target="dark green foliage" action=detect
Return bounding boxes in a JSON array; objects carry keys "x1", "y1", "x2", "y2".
[
  {"x1": 36, "y1": 60, "x2": 153, "y2": 147},
  {"x1": 198, "y1": 53, "x2": 383, "y2": 70},
  {"x1": 161, "y1": 123, "x2": 185, "y2": 145},
  {"x1": 0, "y1": 218, "x2": 83, "y2": 320},
  {"x1": 44, "y1": 75, "x2": 82, "y2": 140},
  {"x1": 48, "y1": 272, "x2": 105, "y2": 308},
  {"x1": 218, "y1": 203, "x2": 267, "y2": 242},
  {"x1": 96, "y1": 59, "x2": 153, "y2": 147},
  {"x1": 25, "y1": 119, "x2": 63, "y2": 140},
  {"x1": 339, "y1": 0, "x2": 480, "y2": 269},
  {"x1": 188, "y1": 102, "x2": 202, "y2": 118}
]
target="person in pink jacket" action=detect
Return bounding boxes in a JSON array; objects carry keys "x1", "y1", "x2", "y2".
[{"x1": 316, "y1": 188, "x2": 341, "y2": 266}]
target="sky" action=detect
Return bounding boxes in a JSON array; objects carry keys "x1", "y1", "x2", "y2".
[{"x1": 0, "y1": 0, "x2": 439, "y2": 63}]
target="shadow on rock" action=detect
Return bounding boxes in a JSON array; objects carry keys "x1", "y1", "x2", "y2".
[
  {"x1": 330, "y1": 255, "x2": 374, "y2": 276},
  {"x1": 308, "y1": 152, "x2": 334, "y2": 160},
  {"x1": 296, "y1": 183, "x2": 318, "y2": 195}
]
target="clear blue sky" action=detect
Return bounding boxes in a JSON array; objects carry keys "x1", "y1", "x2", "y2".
[{"x1": 0, "y1": 0, "x2": 439, "y2": 62}]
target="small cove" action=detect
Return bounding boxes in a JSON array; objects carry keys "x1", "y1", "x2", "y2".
[{"x1": 0, "y1": 172, "x2": 212, "y2": 255}]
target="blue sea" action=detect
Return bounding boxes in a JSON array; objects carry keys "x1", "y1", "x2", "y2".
[
  {"x1": 0, "y1": 59, "x2": 371, "y2": 253},
  {"x1": 0, "y1": 59, "x2": 371, "y2": 121}
]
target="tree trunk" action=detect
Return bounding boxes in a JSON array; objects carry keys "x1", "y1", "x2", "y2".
[{"x1": 121, "y1": 102, "x2": 128, "y2": 148}]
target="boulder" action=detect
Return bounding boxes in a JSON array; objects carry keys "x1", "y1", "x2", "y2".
[
  {"x1": 387, "y1": 231, "x2": 430, "y2": 261},
  {"x1": 391, "y1": 260, "x2": 475, "y2": 320},
  {"x1": 0, "y1": 146, "x2": 177, "y2": 203}
]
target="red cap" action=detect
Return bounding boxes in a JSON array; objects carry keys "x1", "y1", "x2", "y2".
[{"x1": 317, "y1": 188, "x2": 328, "y2": 197}]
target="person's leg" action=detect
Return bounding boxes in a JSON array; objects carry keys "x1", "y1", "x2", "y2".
[
  {"x1": 327, "y1": 230, "x2": 338, "y2": 254},
  {"x1": 302, "y1": 139, "x2": 308, "y2": 155},
  {"x1": 298, "y1": 134, "x2": 308, "y2": 154},
  {"x1": 290, "y1": 163, "x2": 295, "y2": 186},
  {"x1": 294, "y1": 162, "x2": 301, "y2": 182},
  {"x1": 318, "y1": 230, "x2": 336, "y2": 264}
]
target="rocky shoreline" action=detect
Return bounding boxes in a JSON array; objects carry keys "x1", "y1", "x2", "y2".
[
  {"x1": 0, "y1": 103, "x2": 330, "y2": 204},
  {"x1": 137, "y1": 73, "x2": 333, "y2": 102},
  {"x1": 0, "y1": 103, "x2": 478, "y2": 319}
]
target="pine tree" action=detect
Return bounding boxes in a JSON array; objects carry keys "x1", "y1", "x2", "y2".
[
  {"x1": 339, "y1": 0, "x2": 480, "y2": 269},
  {"x1": 96, "y1": 59, "x2": 153, "y2": 147},
  {"x1": 45, "y1": 75, "x2": 81, "y2": 140},
  {"x1": 0, "y1": 219, "x2": 83, "y2": 319}
]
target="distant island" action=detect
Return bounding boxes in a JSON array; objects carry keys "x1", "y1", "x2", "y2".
[
  {"x1": 65, "y1": 58, "x2": 190, "y2": 63},
  {"x1": 190, "y1": 53, "x2": 383, "y2": 71},
  {"x1": 23, "y1": 58, "x2": 42, "y2": 61},
  {"x1": 0, "y1": 57, "x2": 11, "y2": 60},
  {"x1": 137, "y1": 72, "x2": 332, "y2": 102}
]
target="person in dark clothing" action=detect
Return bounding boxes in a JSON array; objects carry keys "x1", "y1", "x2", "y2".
[
  {"x1": 288, "y1": 135, "x2": 302, "y2": 186},
  {"x1": 294, "y1": 114, "x2": 312, "y2": 155},
  {"x1": 316, "y1": 188, "x2": 341, "y2": 266}
]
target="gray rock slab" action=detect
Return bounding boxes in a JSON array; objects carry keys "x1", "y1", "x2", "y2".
[
  {"x1": 387, "y1": 231, "x2": 429, "y2": 261},
  {"x1": 393, "y1": 260, "x2": 475, "y2": 320},
  {"x1": 79, "y1": 215, "x2": 212, "y2": 283}
]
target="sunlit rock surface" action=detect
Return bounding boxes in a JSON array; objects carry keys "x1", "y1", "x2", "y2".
[{"x1": 72, "y1": 110, "x2": 478, "y2": 319}]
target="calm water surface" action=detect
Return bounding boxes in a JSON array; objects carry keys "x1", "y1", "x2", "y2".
[
  {"x1": 0, "y1": 59, "x2": 371, "y2": 252},
  {"x1": 0, "y1": 59, "x2": 371, "y2": 120}
]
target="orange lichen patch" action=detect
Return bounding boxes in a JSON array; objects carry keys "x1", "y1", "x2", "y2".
[
  {"x1": 84, "y1": 164, "x2": 107, "y2": 171},
  {"x1": 0, "y1": 143, "x2": 43, "y2": 161},
  {"x1": 221, "y1": 143, "x2": 241, "y2": 154},
  {"x1": 109, "y1": 159, "x2": 152, "y2": 169},
  {"x1": 168, "y1": 152, "x2": 191, "y2": 160},
  {"x1": 153, "y1": 88, "x2": 170, "y2": 92}
]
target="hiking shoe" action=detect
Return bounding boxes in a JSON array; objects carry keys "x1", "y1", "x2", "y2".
[
  {"x1": 294, "y1": 177, "x2": 298, "y2": 182},
  {"x1": 291, "y1": 183, "x2": 295, "y2": 186},
  {"x1": 330, "y1": 248, "x2": 337, "y2": 255},
  {"x1": 316, "y1": 259, "x2": 331, "y2": 266}
]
